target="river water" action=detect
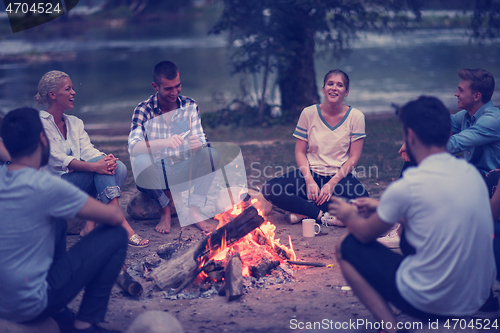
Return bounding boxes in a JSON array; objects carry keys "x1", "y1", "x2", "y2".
[{"x1": 0, "y1": 10, "x2": 499, "y2": 124}]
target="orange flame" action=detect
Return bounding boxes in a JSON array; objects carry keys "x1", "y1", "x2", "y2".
[{"x1": 205, "y1": 195, "x2": 296, "y2": 279}]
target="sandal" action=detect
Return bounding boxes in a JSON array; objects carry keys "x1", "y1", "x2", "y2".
[{"x1": 128, "y1": 233, "x2": 149, "y2": 248}]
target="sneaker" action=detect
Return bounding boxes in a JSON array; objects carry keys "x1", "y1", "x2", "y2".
[
  {"x1": 321, "y1": 212, "x2": 345, "y2": 227},
  {"x1": 287, "y1": 213, "x2": 307, "y2": 224},
  {"x1": 377, "y1": 227, "x2": 400, "y2": 249}
]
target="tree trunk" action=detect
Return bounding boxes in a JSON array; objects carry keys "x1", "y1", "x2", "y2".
[
  {"x1": 278, "y1": 26, "x2": 319, "y2": 122},
  {"x1": 257, "y1": 50, "x2": 271, "y2": 121}
]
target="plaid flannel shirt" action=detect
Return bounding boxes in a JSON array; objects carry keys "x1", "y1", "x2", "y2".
[{"x1": 128, "y1": 93, "x2": 208, "y2": 165}]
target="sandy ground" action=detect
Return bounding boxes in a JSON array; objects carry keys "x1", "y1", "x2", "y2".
[
  {"x1": 64, "y1": 186, "x2": 500, "y2": 333},
  {"x1": 68, "y1": 190, "x2": 375, "y2": 333}
]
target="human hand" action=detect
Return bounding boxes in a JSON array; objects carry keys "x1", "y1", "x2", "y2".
[
  {"x1": 103, "y1": 154, "x2": 118, "y2": 173},
  {"x1": 188, "y1": 135, "x2": 201, "y2": 150},
  {"x1": 398, "y1": 143, "x2": 410, "y2": 162},
  {"x1": 352, "y1": 197, "x2": 379, "y2": 218},
  {"x1": 93, "y1": 157, "x2": 115, "y2": 175},
  {"x1": 306, "y1": 180, "x2": 320, "y2": 202},
  {"x1": 166, "y1": 135, "x2": 185, "y2": 149},
  {"x1": 328, "y1": 197, "x2": 357, "y2": 223},
  {"x1": 317, "y1": 183, "x2": 333, "y2": 206}
]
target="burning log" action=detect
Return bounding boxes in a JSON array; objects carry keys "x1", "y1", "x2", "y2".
[
  {"x1": 116, "y1": 266, "x2": 143, "y2": 296},
  {"x1": 249, "y1": 257, "x2": 280, "y2": 279},
  {"x1": 254, "y1": 226, "x2": 296, "y2": 261},
  {"x1": 204, "y1": 260, "x2": 225, "y2": 281},
  {"x1": 224, "y1": 251, "x2": 244, "y2": 301},
  {"x1": 152, "y1": 206, "x2": 265, "y2": 290}
]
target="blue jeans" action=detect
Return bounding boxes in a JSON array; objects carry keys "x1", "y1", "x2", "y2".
[
  {"x1": 135, "y1": 146, "x2": 220, "y2": 209},
  {"x1": 61, "y1": 156, "x2": 127, "y2": 204},
  {"x1": 33, "y1": 219, "x2": 127, "y2": 324}
]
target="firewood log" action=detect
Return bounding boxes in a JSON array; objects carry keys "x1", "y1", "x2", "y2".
[{"x1": 152, "y1": 206, "x2": 264, "y2": 290}]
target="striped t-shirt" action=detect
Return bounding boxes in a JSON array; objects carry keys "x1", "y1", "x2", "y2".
[{"x1": 293, "y1": 104, "x2": 365, "y2": 176}]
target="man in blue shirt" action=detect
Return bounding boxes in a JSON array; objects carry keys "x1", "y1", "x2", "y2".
[
  {"x1": 399, "y1": 68, "x2": 499, "y2": 181},
  {"x1": 448, "y1": 68, "x2": 500, "y2": 177}
]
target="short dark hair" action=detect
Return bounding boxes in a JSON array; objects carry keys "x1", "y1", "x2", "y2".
[
  {"x1": 458, "y1": 68, "x2": 495, "y2": 103},
  {"x1": 0, "y1": 108, "x2": 44, "y2": 159},
  {"x1": 323, "y1": 69, "x2": 349, "y2": 91},
  {"x1": 153, "y1": 61, "x2": 179, "y2": 84},
  {"x1": 398, "y1": 96, "x2": 451, "y2": 147}
]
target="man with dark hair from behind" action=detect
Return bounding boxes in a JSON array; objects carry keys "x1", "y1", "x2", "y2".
[
  {"x1": 0, "y1": 108, "x2": 127, "y2": 333},
  {"x1": 128, "y1": 60, "x2": 220, "y2": 234},
  {"x1": 330, "y1": 96, "x2": 497, "y2": 332}
]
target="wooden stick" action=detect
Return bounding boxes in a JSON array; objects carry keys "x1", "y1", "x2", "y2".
[
  {"x1": 188, "y1": 116, "x2": 193, "y2": 211},
  {"x1": 287, "y1": 261, "x2": 326, "y2": 267}
]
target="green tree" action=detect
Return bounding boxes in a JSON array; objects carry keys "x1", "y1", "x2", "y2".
[{"x1": 211, "y1": 0, "x2": 422, "y2": 122}]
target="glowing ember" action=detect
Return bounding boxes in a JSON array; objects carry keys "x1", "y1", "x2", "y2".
[{"x1": 210, "y1": 195, "x2": 296, "y2": 278}]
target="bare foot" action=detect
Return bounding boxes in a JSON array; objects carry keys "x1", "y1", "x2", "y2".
[
  {"x1": 195, "y1": 220, "x2": 214, "y2": 233},
  {"x1": 155, "y1": 219, "x2": 171, "y2": 234},
  {"x1": 79, "y1": 221, "x2": 95, "y2": 237},
  {"x1": 155, "y1": 205, "x2": 171, "y2": 234}
]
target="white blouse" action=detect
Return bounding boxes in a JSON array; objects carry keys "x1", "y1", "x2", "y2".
[{"x1": 40, "y1": 111, "x2": 102, "y2": 176}]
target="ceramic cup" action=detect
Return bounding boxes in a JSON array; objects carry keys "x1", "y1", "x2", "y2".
[{"x1": 302, "y1": 219, "x2": 321, "y2": 237}]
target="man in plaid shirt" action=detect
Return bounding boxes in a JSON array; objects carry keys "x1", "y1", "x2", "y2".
[{"x1": 128, "y1": 61, "x2": 219, "y2": 234}]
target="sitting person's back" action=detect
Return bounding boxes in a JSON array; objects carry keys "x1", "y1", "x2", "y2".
[
  {"x1": 386, "y1": 152, "x2": 494, "y2": 315},
  {"x1": 329, "y1": 96, "x2": 497, "y2": 332},
  {"x1": 0, "y1": 108, "x2": 127, "y2": 333}
]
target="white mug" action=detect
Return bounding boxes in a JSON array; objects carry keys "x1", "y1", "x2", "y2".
[{"x1": 302, "y1": 219, "x2": 321, "y2": 237}]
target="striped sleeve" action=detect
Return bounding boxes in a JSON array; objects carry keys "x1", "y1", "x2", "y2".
[
  {"x1": 350, "y1": 109, "x2": 366, "y2": 142},
  {"x1": 293, "y1": 110, "x2": 309, "y2": 141}
]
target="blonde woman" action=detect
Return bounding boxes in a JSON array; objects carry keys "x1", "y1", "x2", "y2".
[{"x1": 36, "y1": 70, "x2": 149, "y2": 247}]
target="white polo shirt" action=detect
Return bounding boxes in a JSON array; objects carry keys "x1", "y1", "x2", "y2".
[{"x1": 377, "y1": 152, "x2": 496, "y2": 316}]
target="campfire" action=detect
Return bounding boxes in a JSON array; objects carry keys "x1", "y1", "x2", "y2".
[
  {"x1": 207, "y1": 193, "x2": 296, "y2": 275},
  {"x1": 151, "y1": 191, "x2": 297, "y2": 300}
]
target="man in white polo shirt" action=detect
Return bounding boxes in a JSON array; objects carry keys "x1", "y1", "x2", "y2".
[{"x1": 329, "y1": 96, "x2": 497, "y2": 332}]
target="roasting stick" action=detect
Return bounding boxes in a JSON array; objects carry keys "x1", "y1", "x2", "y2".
[
  {"x1": 287, "y1": 261, "x2": 326, "y2": 267},
  {"x1": 178, "y1": 120, "x2": 193, "y2": 243}
]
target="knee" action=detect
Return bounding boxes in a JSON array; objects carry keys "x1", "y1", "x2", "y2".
[
  {"x1": 116, "y1": 160, "x2": 127, "y2": 174},
  {"x1": 337, "y1": 234, "x2": 358, "y2": 263},
  {"x1": 132, "y1": 154, "x2": 154, "y2": 175}
]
